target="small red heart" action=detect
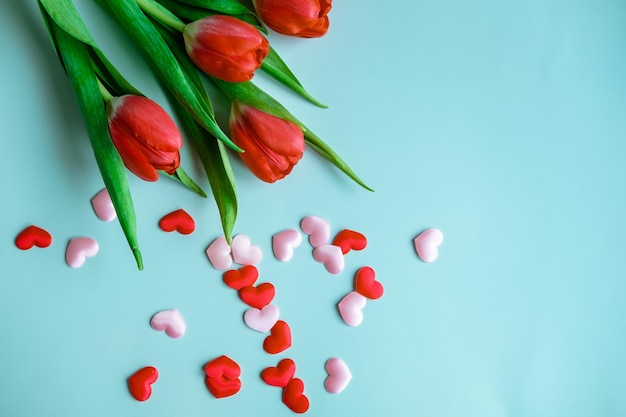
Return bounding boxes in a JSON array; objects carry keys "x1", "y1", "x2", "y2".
[
  {"x1": 158, "y1": 209, "x2": 195, "y2": 235},
  {"x1": 332, "y1": 229, "x2": 367, "y2": 254},
  {"x1": 261, "y1": 358, "x2": 296, "y2": 388},
  {"x1": 282, "y1": 377, "x2": 309, "y2": 414},
  {"x1": 223, "y1": 265, "x2": 258, "y2": 290},
  {"x1": 239, "y1": 282, "x2": 275, "y2": 309},
  {"x1": 354, "y1": 266, "x2": 384, "y2": 300},
  {"x1": 263, "y1": 320, "x2": 292, "y2": 354},
  {"x1": 15, "y1": 225, "x2": 52, "y2": 250},
  {"x1": 204, "y1": 355, "x2": 241, "y2": 398},
  {"x1": 128, "y1": 366, "x2": 158, "y2": 401}
]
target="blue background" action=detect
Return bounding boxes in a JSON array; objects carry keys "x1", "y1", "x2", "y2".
[{"x1": 2, "y1": 0, "x2": 626, "y2": 416}]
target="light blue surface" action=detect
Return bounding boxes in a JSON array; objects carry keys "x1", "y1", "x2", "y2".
[{"x1": 2, "y1": 0, "x2": 626, "y2": 416}]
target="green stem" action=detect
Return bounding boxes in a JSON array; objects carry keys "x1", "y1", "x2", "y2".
[
  {"x1": 96, "y1": 77, "x2": 114, "y2": 102},
  {"x1": 135, "y1": 0, "x2": 186, "y2": 32}
]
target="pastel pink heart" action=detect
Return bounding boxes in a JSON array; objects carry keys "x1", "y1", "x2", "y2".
[
  {"x1": 91, "y1": 188, "x2": 116, "y2": 222},
  {"x1": 231, "y1": 234, "x2": 262, "y2": 265},
  {"x1": 243, "y1": 304, "x2": 280, "y2": 333},
  {"x1": 206, "y1": 236, "x2": 233, "y2": 270},
  {"x1": 324, "y1": 358, "x2": 352, "y2": 394},
  {"x1": 65, "y1": 237, "x2": 99, "y2": 268},
  {"x1": 338, "y1": 291, "x2": 367, "y2": 327},
  {"x1": 300, "y1": 215, "x2": 330, "y2": 247},
  {"x1": 414, "y1": 228, "x2": 444, "y2": 263},
  {"x1": 313, "y1": 244, "x2": 344, "y2": 274},
  {"x1": 272, "y1": 229, "x2": 302, "y2": 262},
  {"x1": 150, "y1": 309, "x2": 186, "y2": 339}
]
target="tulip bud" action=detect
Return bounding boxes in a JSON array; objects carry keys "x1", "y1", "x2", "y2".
[
  {"x1": 183, "y1": 15, "x2": 269, "y2": 83},
  {"x1": 229, "y1": 101, "x2": 305, "y2": 183},
  {"x1": 253, "y1": 0, "x2": 332, "y2": 38},
  {"x1": 107, "y1": 95, "x2": 183, "y2": 182}
]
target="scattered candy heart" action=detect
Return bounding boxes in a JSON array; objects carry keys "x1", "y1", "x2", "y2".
[
  {"x1": 206, "y1": 236, "x2": 233, "y2": 270},
  {"x1": 354, "y1": 266, "x2": 384, "y2": 300},
  {"x1": 313, "y1": 244, "x2": 345, "y2": 274},
  {"x1": 338, "y1": 291, "x2": 367, "y2": 327},
  {"x1": 300, "y1": 215, "x2": 330, "y2": 247},
  {"x1": 261, "y1": 358, "x2": 296, "y2": 388},
  {"x1": 204, "y1": 355, "x2": 242, "y2": 398},
  {"x1": 158, "y1": 208, "x2": 195, "y2": 235},
  {"x1": 324, "y1": 358, "x2": 352, "y2": 394},
  {"x1": 231, "y1": 234, "x2": 262, "y2": 265},
  {"x1": 15, "y1": 225, "x2": 52, "y2": 250},
  {"x1": 128, "y1": 366, "x2": 158, "y2": 401},
  {"x1": 263, "y1": 320, "x2": 292, "y2": 354},
  {"x1": 239, "y1": 282, "x2": 276, "y2": 309},
  {"x1": 332, "y1": 229, "x2": 367, "y2": 254},
  {"x1": 222, "y1": 265, "x2": 258, "y2": 290},
  {"x1": 272, "y1": 229, "x2": 302, "y2": 262},
  {"x1": 150, "y1": 309, "x2": 186, "y2": 339},
  {"x1": 414, "y1": 228, "x2": 444, "y2": 263},
  {"x1": 282, "y1": 377, "x2": 310, "y2": 414},
  {"x1": 244, "y1": 304, "x2": 280, "y2": 333},
  {"x1": 65, "y1": 237, "x2": 99, "y2": 268},
  {"x1": 91, "y1": 188, "x2": 116, "y2": 222}
]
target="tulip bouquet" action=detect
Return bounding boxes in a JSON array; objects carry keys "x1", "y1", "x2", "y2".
[{"x1": 38, "y1": 0, "x2": 370, "y2": 270}]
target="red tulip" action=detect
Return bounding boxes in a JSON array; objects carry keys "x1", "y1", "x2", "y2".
[
  {"x1": 229, "y1": 101, "x2": 305, "y2": 183},
  {"x1": 253, "y1": 0, "x2": 332, "y2": 38},
  {"x1": 107, "y1": 95, "x2": 182, "y2": 182},
  {"x1": 183, "y1": 15, "x2": 269, "y2": 83}
]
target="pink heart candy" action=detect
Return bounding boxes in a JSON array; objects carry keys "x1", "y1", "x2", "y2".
[
  {"x1": 313, "y1": 244, "x2": 344, "y2": 274},
  {"x1": 243, "y1": 304, "x2": 280, "y2": 333},
  {"x1": 206, "y1": 236, "x2": 233, "y2": 270},
  {"x1": 150, "y1": 309, "x2": 186, "y2": 339},
  {"x1": 414, "y1": 228, "x2": 444, "y2": 263},
  {"x1": 231, "y1": 234, "x2": 262, "y2": 265},
  {"x1": 338, "y1": 291, "x2": 367, "y2": 327},
  {"x1": 324, "y1": 358, "x2": 352, "y2": 394},
  {"x1": 65, "y1": 237, "x2": 99, "y2": 268},
  {"x1": 91, "y1": 188, "x2": 116, "y2": 222},
  {"x1": 300, "y1": 215, "x2": 330, "y2": 247},
  {"x1": 272, "y1": 229, "x2": 302, "y2": 262}
]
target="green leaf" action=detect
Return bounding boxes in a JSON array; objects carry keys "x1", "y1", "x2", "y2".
[
  {"x1": 169, "y1": 167, "x2": 208, "y2": 197},
  {"x1": 89, "y1": 48, "x2": 143, "y2": 97},
  {"x1": 174, "y1": 0, "x2": 254, "y2": 16},
  {"x1": 39, "y1": 0, "x2": 98, "y2": 48},
  {"x1": 153, "y1": 0, "x2": 265, "y2": 30}
]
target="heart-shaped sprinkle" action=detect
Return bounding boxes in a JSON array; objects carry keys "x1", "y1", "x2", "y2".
[
  {"x1": 150, "y1": 309, "x2": 186, "y2": 339},
  {"x1": 239, "y1": 282, "x2": 275, "y2": 309},
  {"x1": 65, "y1": 237, "x2": 99, "y2": 268},
  {"x1": 414, "y1": 228, "x2": 444, "y2": 262},
  {"x1": 128, "y1": 366, "x2": 158, "y2": 401},
  {"x1": 263, "y1": 320, "x2": 292, "y2": 354},
  {"x1": 244, "y1": 304, "x2": 280, "y2": 333},
  {"x1": 272, "y1": 229, "x2": 302, "y2": 262},
  {"x1": 313, "y1": 244, "x2": 344, "y2": 274},
  {"x1": 324, "y1": 358, "x2": 352, "y2": 394},
  {"x1": 231, "y1": 234, "x2": 262, "y2": 265},
  {"x1": 300, "y1": 215, "x2": 330, "y2": 247},
  {"x1": 158, "y1": 208, "x2": 195, "y2": 235},
  {"x1": 332, "y1": 229, "x2": 367, "y2": 254},
  {"x1": 15, "y1": 225, "x2": 52, "y2": 250},
  {"x1": 204, "y1": 355, "x2": 241, "y2": 398},
  {"x1": 338, "y1": 291, "x2": 367, "y2": 327},
  {"x1": 354, "y1": 266, "x2": 384, "y2": 300},
  {"x1": 91, "y1": 188, "x2": 116, "y2": 222},
  {"x1": 282, "y1": 377, "x2": 310, "y2": 414},
  {"x1": 223, "y1": 265, "x2": 258, "y2": 290},
  {"x1": 261, "y1": 358, "x2": 296, "y2": 388},
  {"x1": 206, "y1": 236, "x2": 232, "y2": 270}
]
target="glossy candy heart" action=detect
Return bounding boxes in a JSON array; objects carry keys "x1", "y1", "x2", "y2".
[
  {"x1": 91, "y1": 188, "x2": 116, "y2": 222},
  {"x1": 354, "y1": 266, "x2": 384, "y2": 300},
  {"x1": 324, "y1": 358, "x2": 352, "y2": 394},
  {"x1": 313, "y1": 244, "x2": 344, "y2": 274},
  {"x1": 272, "y1": 229, "x2": 302, "y2": 262},
  {"x1": 15, "y1": 225, "x2": 52, "y2": 250},
  {"x1": 223, "y1": 265, "x2": 258, "y2": 290},
  {"x1": 65, "y1": 237, "x2": 99, "y2": 268},
  {"x1": 239, "y1": 282, "x2": 275, "y2": 309},
  {"x1": 128, "y1": 366, "x2": 158, "y2": 401},
  {"x1": 338, "y1": 291, "x2": 367, "y2": 327},
  {"x1": 204, "y1": 355, "x2": 241, "y2": 398},
  {"x1": 300, "y1": 215, "x2": 330, "y2": 247},
  {"x1": 158, "y1": 208, "x2": 195, "y2": 235},
  {"x1": 414, "y1": 228, "x2": 444, "y2": 262},
  {"x1": 206, "y1": 236, "x2": 233, "y2": 270},
  {"x1": 150, "y1": 309, "x2": 186, "y2": 338},
  {"x1": 244, "y1": 304, "x2": 280, "y2": 333},
  {"x1": 261, "y1": 358, "x2": 296, "y2": 387},
  {"x1": 282, "y1": 377, "x2": 309, "y2": 414},
  {"x1": 231, "y1": 234, "x2": 262, "y2": 265},
  {"x1": 332, "y1": 229, "x2": 367, "y2": 254},
  {"x1": 263, "y1": 320, "x2": 292, "y2": 354}
]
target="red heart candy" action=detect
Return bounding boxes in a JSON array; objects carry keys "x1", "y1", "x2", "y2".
[
  {"x1": 332, "y1": 229, "x2": 367, "y2": 254},
  {"x1": 223, "y1": 265, "x2": 258, "y2": 290},
  {"x1": 263, "y1": 320, "x2": 292, "y2": 354},
  {"x1": 354, "y1": 266, "x2": 384, "y2": 300},
  {"x1": 128, "y1": 366, "x2": 158, "y2": 401},
  {"x1": 204, "y1": 355, "x2": 241, "y2": 398},
  {"x1": 261, "y1": 358, "x2": 296, "y2": 388},
  {"x1": 282, "y1": 378, "x2": 309, "y2": 414},
  {"x1": 158, "y1": 209, "x2": 195, "y2": 235},
  {"x1": 15, "y1": 225, "x2": 52, "y2": 250},
  {"x1": 239, "y1": 282, "x2": 275, "y2": 309}
]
